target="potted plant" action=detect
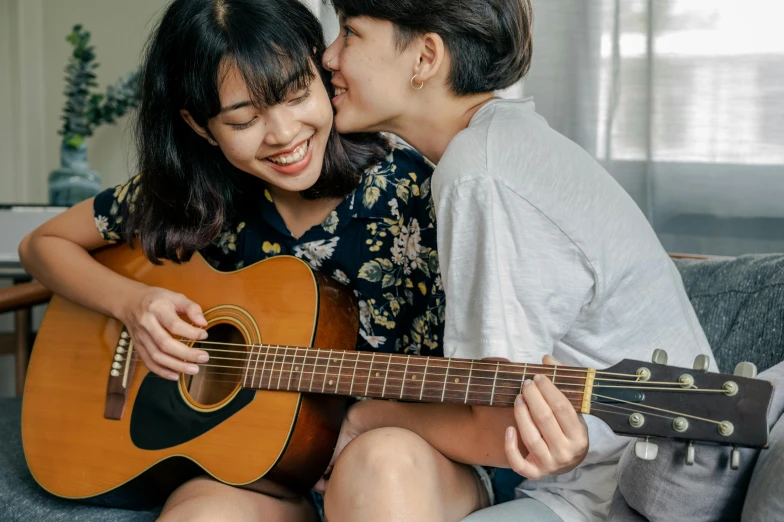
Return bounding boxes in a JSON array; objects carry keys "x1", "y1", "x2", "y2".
[{"x1": 48, "y1": 24, "x2": 140, "y2": 206}]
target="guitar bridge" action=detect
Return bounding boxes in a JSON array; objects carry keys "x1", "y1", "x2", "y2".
[{"x1": 104, "y1": 328, "x2": 137, "y2": 420}]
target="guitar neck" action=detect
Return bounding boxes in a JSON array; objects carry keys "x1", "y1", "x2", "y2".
[{"x1": 240, "y1": 346, "x2": 593, "y2": 411}]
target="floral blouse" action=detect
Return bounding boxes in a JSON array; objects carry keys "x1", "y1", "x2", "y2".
[{"x1": 93, "y1": 139, "x2": 445, "y2": 357}]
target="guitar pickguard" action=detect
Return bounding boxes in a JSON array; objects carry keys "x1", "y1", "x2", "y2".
[{"x1": 130, "y1": 374, "x2": 256, "y2": 450}]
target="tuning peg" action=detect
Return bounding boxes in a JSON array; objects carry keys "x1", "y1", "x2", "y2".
[
  {"x1": 731, "y1": 446, "x2": 740, "y2": 470},
  {"x1": 651, "y1": 349, "x2": 668, "y2": 365},
  {"x1": 734, "y1": 362, "x2": 758, "y2": 379},
  {"x1": 635, "y1": 438, "x2": 659, "y2": 461},
  {"x1": 685, "y1": 441, "x2": 695, "y2": 465},
  {"x1": 693, "y1": 354, "x2": 710, "y2": 372}
]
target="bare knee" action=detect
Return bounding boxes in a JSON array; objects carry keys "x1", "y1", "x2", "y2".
[
  {"x1": 159, "y1": 476, "x2": 315, "y2": 522},
  {"x1": 323, "y1": 428, "x2": 441, "y2": 518},
  {"x1": 335, "y1": 428, "x2": 436, "y2": 489}
]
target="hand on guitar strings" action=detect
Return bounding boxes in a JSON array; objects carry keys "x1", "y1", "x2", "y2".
[
  {"x1": 118, "y1": 286, "x2": 210, "y2": 381},
  {"x1": 504, "y1": 355, "x2": 589, "y2": 480}
]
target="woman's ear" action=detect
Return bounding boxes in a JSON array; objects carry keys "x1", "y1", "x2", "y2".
[
  {"x1": 413, "y1": 32, "x2": 446, "y2": 84},
  {"x1": 180, "y1": 110, "x2": 218, "y2": 145}
]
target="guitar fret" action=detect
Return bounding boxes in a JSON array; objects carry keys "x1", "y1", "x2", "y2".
[
  {"x1": 442, "y1": 359, "x2": 451, "y2": 402},
  {"x1": 349, "y1": 352, "x2": 359, "y2": 396},
  {"x1": 268, "y1": 346, "x2": 279, "y2": 389},
  {"x1": 322, "y1": 352, "x2": 331, "y2": 393},
  {"x1": 490, "y1": 361, "x2": 499, "y2": 406},
  {"x1": 242, "y1": 344, "x2": 252, "y2": 387},
  {"x1": 309, "y1": 349, "x2": 317, "y2": 392},
  {"x1": 286, "y1": 349, "x2": 295, "y2": 391},
  {"x1": 401, "y1": 355, "x2": 410, "y2": 399},
  {"x1": 381, "y1": 356, "x2": 392, "y2": 397},
  {"x1": 276, "y1": 346, "x2": 285, "y2": 390},
  {"x1": 419, "y1": 357, "x2": 429, "y2": 401},
  {"x1": 552, "y1": 366, "x2": 558, "y2": 385},
  {"x1": 365, "y1": 353, "x2": 375, "y2": 397},
  {"x1": 258, "y1": 346, "x2": 270, "y2": 389},
  {"x1": 465, "y1": 361, "x2": 474, "y2": 404},
  {"x1": 520, "y1": 363, "x2": 528, "y2": 394},
  {"x1": 336, "y1": 352, "x2": 345, "y2": 393},
  {"x1": 297, "y1": 350, "x2": 305, "y2": 391}
]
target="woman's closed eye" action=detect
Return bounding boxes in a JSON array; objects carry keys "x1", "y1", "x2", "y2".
[
  {"x1": 343, "y1": 25, "x2": 356, "y2": 38},
  {"x1": 289, "y1": 87, "x2": 312, "y2": 105},
  {"x1": 229, "y1": 116, "x2": 257, "y2": 130}
]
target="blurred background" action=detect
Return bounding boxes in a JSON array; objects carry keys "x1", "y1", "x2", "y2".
[{"x1": 1, "y1": 0, "x2": 783, "y2": 396}]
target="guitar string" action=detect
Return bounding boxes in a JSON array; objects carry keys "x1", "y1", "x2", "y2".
[
  {"x1": 126, "y1": 354, "x2": 728, "y2": 394},
  {"x1": 590, "y1": 393, "x2": 723, "y2": 425},
  {"x1": 148, "y1": 340, "x2": 648, "y2": 380},
  {"x1": 166, "y1": 363, "x2": 727, "y2": 394},
  {"x1": 588, "y1": 401, "x2": 678, "y2": 422},
  {"x1": 122, "y1": 343, "x2": 712, "y2": 387}
]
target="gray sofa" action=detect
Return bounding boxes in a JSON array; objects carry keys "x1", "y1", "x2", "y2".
[{"x1": 1, "y1": 254, "x2": 782, "y2": 521}]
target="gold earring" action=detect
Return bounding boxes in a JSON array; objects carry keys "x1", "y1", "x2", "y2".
[
  {"x1": 411, "y1": 74, "x2": 424, "y2": 90},
  {"x1": 208, "y1": 138, "x2": 217, "y2": 145}
]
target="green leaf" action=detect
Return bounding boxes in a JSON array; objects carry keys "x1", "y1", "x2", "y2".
[
  {"x1": 378, "y1": 258, "x2": 394, "y2": 271},
  {"x1": 396, "y1": 183, "x2": 410, "y2": 203},
  {"x1": 372, "y1": 174, "x2": 387, "y2": 190},
  {"x1": 389, "y1": 298, "x2": 401, "y2": 316},
  {"x1": 358, "y1": 260, "x2": 383, "y2": 282},
  {"x1": 362, "y1": 186, "x2": 381, "y2": 208},
  {"x1": 381, "y1": 274, "x2": 396, "y2": 288}
]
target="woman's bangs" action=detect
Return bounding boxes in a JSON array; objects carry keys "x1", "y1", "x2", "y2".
[{"x1": 231, "y1": 39, "x2": 316, "y2": 111}]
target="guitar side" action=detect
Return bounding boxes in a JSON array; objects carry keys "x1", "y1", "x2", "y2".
[{"x1": 21, "y1": 244, "x2": 356, "y2": 502}]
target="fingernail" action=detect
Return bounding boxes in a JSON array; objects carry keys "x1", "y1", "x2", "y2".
[
  {"x1": 168, "y1": 372, "x2": 179, "y2": 381},
  {"x1": 506, "y1": 427, "x2": 515, "y2": 439},
  {"x1": 200, "y1": 331, "x2": 208, "y2": 340},
  {"x1": 523, "y1": 379, "x2": 532, "y2": 387},
  {"x1": 197, "y1": 353, "x2": 209, "y2": 363},
  {"x1": 534, "y1": 374, "x2": 543, "y2": 383},
  {"x1": 186, "y1": 365, "x2": 199, "y2": 375},
  {"x1": 515, "y1": 394, "x2": 524, "y2": 406}
]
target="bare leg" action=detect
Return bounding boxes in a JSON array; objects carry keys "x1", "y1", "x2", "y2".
[
  {"x1": 324, "y1": 427, "x2": 489, "y2": 522},
  {"x1": 158, "y1": 475, "x2": 318, "y2": 522}
]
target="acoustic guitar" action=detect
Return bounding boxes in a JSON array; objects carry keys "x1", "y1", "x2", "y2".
[{"x1": 21, "y1": 244, "x2": 773, "y2": 507}]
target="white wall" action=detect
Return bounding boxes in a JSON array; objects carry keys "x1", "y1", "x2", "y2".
[{"x1": 0, "y1": 0, "x2": 170, "y2": 204}]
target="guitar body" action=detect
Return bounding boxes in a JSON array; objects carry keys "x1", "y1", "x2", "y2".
[{"x1": 22, "y1": 244, "x2": 357, "y2": 506}]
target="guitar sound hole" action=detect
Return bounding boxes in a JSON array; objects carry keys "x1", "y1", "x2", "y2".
[{"x1": 183, "y1": 323, "x2": 247, "y2": 408}]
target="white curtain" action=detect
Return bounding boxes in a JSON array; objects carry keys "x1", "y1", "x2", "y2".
[{"x1": 522, "y1": 0, "x2": 784, "y2": 255}]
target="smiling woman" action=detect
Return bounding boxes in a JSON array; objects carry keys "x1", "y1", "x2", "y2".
[{"x1": 17, "y1": 0, "x2": 448, "y2": 521}]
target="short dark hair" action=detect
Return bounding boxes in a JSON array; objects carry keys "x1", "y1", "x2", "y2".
[
  {"x1": 129, "y1": 0, "x2": 388, "y2": 264},
  {"x1": 330, "y1": 0, "x2": 533, "y2": 95}
]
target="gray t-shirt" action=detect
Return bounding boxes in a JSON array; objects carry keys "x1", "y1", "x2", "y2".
[{"x1": 432, "y1": 98, "x2": 713, "y2": 522}]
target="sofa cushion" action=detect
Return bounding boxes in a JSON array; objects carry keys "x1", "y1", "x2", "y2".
[
  {"x1": 673, "y1": 254, "x2": 784, "y2": 373},
  {"x1": 608, "y1": 362, "x2": 784, "y2": 522},
  {"x1": 0, "y1": 398, "x2": 159, "y2": 522}
]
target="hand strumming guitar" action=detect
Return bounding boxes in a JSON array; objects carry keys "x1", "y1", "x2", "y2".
[{"x1": 117, "y1": 285, "x2": 210, "y2": 380}]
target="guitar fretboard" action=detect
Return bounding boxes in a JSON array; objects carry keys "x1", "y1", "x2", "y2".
[{"x1": 240, "y1": 346, "x2": 592, "y2": 411}]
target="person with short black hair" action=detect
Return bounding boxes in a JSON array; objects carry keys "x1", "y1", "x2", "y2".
[{"x1": 321, "y1": 1, "x2": 714, "y2": 521}]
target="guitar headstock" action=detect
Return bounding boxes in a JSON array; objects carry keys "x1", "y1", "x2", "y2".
[{"x1": 591, "y1": 352, "x2": 773, "y2": 462}]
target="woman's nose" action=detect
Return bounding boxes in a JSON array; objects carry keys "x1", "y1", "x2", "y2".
[
  {"x1": 323, "y1": 41, "x2": 339, "y2": 71},
  {"x1": 264, "y1": 108, "x2": 300, "y2": 146}
]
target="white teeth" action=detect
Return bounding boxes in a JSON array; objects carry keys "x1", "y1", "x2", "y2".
[
  {"x1": 334, "y1": 87, "x2": 347, "y2": 96},
  {"x1": 268, "y1": 140, "x2": 309, "y2": 165}
]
